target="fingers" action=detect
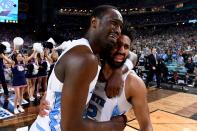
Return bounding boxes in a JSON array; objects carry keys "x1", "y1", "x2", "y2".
[
  {"x1": 110, "y1": 114, "x2": 127, "y2": 126},
  {"x1": 122, "y1": 114, "x2": 128, "y2": 125},
  {"x1": 41, "y1": 93, "x2": 47, "y2": 101},
  {"x1": 41, "y1": 98, "x2": 50, "y2": 109},
  {"x1": 39, "y1": 103, "x2": 50, "y2": 117},
  {"x1": 39, "y1": 109, "x2": 49, "y2": 117},
  {"x1": 39, "y1": 94, "x2": 50, "y2": 117}
]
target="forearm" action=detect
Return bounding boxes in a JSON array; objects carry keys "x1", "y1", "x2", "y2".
[
  {"x1": 83, "y1": 119, "x2": 123, "y2": 131},
  {"x1": 45, "y1": 55, "x2": 52, "y2": 64},
  {"x1": 135, "y1": 109, "x2": 153, "y2": 131},
  {"x1": 2, "y1": 55, "x2": 13, "y2": 64},
  {"x1": 140, "y1": 125, "x2": 153, "y2": 131},
  {"x1": 61, "y1": 118, "x2": 123, "y2": 131},
  {"x1": 25, "y1": 52, "x2": 35, "y2": 62}
]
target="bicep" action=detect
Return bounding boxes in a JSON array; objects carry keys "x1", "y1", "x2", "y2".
[
  {"x1": 132, "y1": 84, "x2": 148, "y2": 114},
  {"x1": 127, "y1": 75, "x2": 151, "y2": 129},
  {"x1": 61, "y1": 55, "x2": 98, "y2": 130}
]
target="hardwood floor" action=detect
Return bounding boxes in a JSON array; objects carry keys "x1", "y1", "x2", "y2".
[
  {"x1": 127, "y1": 110, "x2": 197, "y2": 131},
  {"x1": 125, "y1": 88, "x2": 197, "y2": 130},
  {"x1": 0, "y1": 87, "x2": 197, "y2": 131},
  {"x1": 0, "y1": 93, "x2": 40, "y2": 130}
]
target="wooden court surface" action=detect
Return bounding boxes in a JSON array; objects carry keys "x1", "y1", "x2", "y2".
[
  {"x1": 126, "y1": 110, "x2": 197, "y2": 131},
  {"x1": 1, "y1": 87, "x2": 197, "y2": 130},
  {"x1": 124, "y1": 88, "x2": 197, "y2": 131},
  {"x1": 124, "y1": 126, "x2": 138, "y2": 131}
]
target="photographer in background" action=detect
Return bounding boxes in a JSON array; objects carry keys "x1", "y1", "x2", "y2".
[{"x1": 0, "y1": 43, "x2": 13, "y2": 99}]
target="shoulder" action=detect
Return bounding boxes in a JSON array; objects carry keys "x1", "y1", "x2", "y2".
[
  {"x1": 67, "y1": 45, "x2": 98, "y2": 68},
  {"x1": 126, "y1": 73, "x2": 145, "y2": 88},
  {"x1": 125, "y1": 73, "x2": 147, "y2": 97},
  {"x1": 58, "y1": 45, "x2": 98, "y2": 66},
  {"x1": 55, "y1": 45, "x2": 99, "y2": 81}
]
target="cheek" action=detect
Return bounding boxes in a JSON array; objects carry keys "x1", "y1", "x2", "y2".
[
  {"x1": 111, "y1": 50, "x2": 117, "y2": 55},
  {"x1": 102, "y1": 24, "x2": 111, "y2": 33},
  {"x1": 125, "y1": 51, "x2": 129, "y2": 57}
]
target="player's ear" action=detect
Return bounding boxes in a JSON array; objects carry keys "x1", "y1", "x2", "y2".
[{"x1": 91, "y1": 17, "x2": 97, "y2": 29}]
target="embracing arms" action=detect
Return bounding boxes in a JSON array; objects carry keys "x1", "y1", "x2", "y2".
[{"x1": 56, "y1": 46, "x2": 126, "y2": 131}]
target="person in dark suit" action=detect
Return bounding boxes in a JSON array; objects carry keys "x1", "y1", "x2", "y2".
[{"x1": 146, "y1": 47, "x2": 161, "y2": 88}]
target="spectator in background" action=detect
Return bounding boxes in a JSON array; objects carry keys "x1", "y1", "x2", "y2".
[
  {"x1": 146, "y1": 47, "x2": 161, "y2": 88},
  {"x1": 25, "y1": 50, "x2": 37, "y2": 102},
  {"x1": 48, "y1": 50, "x2": 59, "y2": 78},
  {"x1": 177, "y1": 51, "x2": 184, "y2": 66},
  {"x1": 36, "y1": 52, "x2": 48, "y2": 97},
  {"x1": 11, "y1": 53, "x2": 27, "y2": 114},
  {"x1": 160, "y1": 59, "x2": 168, "y2": 83},
  {"x1": 0, "y1": 53, "x2": 11, "y2": 99},
  {"x1": 185, "y1": 57, "x2": 195, "y2": 74},
  {"x1": 192, "y1": 52, "x2": 197, "y2": 64}
]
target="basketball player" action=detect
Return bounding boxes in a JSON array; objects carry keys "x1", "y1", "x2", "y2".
[
  {"x1": 38, "y1": 33, "x2": 152, "y2": 131},
  {"x1": 30, "y1": 5, "x2": 126, "y2": 131},
  {"x1": 85, "y1": 34, "x2": 153, "y2": 131}
]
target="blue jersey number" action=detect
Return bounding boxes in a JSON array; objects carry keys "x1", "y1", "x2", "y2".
[{"x1": 86, "y1": 103, "x2": 97, "y2": 117}]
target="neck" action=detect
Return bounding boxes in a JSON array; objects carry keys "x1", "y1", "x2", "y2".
[
  {"x1": 85, "y1": 30, "x2": 101, "y2": 55},
  {"x1": 101, "y1": 63, "x2": 113, "y2": 80}
]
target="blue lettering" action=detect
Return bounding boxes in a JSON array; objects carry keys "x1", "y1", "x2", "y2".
[
  {"x1": 91, "y1": 94, "x2": 105, "y2": 107},
  {"x1": 86, "y1": 93, "x2": 106, "y2": 118},
  {"x1": 86, "y1": 103, "x2": 97, "y2": 117}
]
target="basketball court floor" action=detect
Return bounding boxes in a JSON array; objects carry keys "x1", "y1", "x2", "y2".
[{"x1": 0, "y1": 87, "x2": 197, "y2": 131}]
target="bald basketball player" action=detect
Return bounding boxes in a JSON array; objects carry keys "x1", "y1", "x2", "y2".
[
  {"x1": 30, "y1": 5, "x2": 126, "y2": 131},
  {"x1": 85, "y1": 34, "x2": 153, "y2": 131}
]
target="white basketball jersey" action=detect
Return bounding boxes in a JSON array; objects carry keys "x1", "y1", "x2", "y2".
[
  {"x1": 85, "y1": 70, "x2": 133, "y2": 122},
  {"x1": 30, "y1": 38, "x2": 101, "y2": 131}
]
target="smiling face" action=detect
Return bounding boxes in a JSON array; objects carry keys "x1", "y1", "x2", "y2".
[
  {"x1": 103, "y1": 9, "x2": 123, "y2": 44},
  {"x1": 93, "y1": 8, "x2": 123, "y2": 51},
  {"x1": 16, "y1": 53, "x2": 23, "y2": 62},
  {"x1": 106, "y1": 35, "x2": 131, "y2": 68}
]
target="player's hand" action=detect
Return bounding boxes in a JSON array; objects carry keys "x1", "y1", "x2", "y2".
[
  {"x1": 39, "y1": 94, "x2": 51, "y2": 117},
  {"x1": 111, "y1": 115, "x2": 127, "y2": 130},
  {"x1": 105, "y1": 68, "x2": 123, "y2": 98}
]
